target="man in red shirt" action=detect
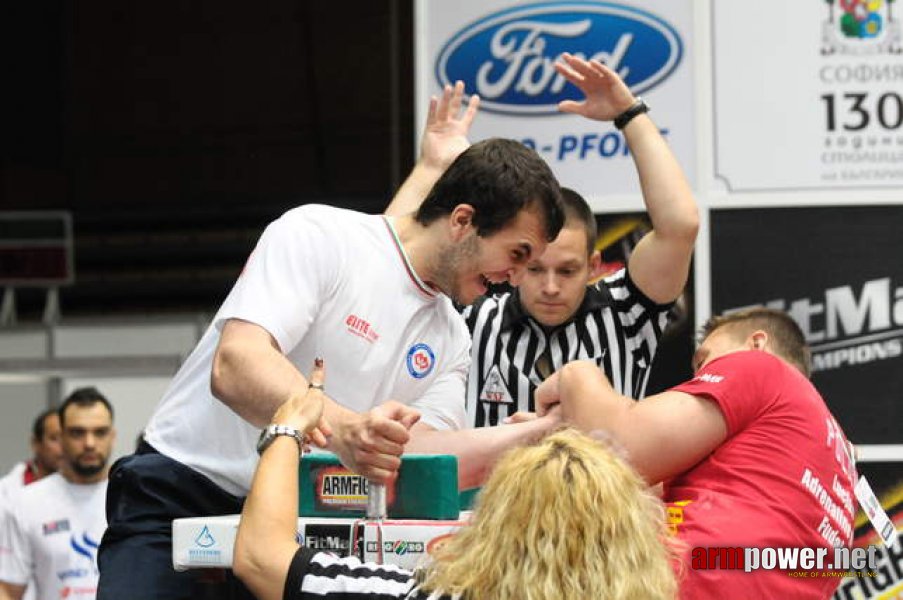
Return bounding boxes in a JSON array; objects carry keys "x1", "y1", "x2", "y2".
[{"x1": 536, "y1": 307, "x2": 857, "y2": 599}]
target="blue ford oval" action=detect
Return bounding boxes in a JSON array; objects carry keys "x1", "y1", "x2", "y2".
[{"x1": 435, "y1": 2, "x2": 684, "y2": 115}]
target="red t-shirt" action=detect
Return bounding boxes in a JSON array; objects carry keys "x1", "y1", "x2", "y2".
[{"x1": 667, "y1": 351, "x2": 857, "y2": 599}]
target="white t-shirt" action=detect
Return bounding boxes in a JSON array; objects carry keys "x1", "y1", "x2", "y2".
[
  {"x1": 145, "y1": 205, "x2": 471, "y2": 496},
  {"x1": 0, "y1": 473, "x2": 107, "y2": 600},
  {"x1": 0, "y1": 463, "x2": 36, "y2": 600},
  {"x1": 0, "y1": 463, "x2": 27, "y2": 508}
]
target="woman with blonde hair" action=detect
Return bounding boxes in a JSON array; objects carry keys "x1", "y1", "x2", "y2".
[{"x1": 234, "y1": 360, "x2": 677, "y2": 600}]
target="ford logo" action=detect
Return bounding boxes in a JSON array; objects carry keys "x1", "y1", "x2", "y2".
[{"x1": 435, "y1": 2, "x2": 683, "y2": 115}]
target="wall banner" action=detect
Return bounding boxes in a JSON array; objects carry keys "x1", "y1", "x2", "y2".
[
  {"x1": 710, "y1": 205, "x2": 903, "y2": 444},
  {"x1": 713, "y1": 0, "x2": 903, "y2": 192},
  {"x1": 416, "y1": 0, "x2": 695, "y2": 209}
]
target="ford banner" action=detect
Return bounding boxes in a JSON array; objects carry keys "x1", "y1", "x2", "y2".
[{"x1": 416, "y1": 0, "x2": 695, "y2": 210}]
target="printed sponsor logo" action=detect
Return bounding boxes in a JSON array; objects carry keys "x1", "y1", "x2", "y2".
[
  {"x1": 315, "y1": 466, "x2": 397, "y2": 510},
  {"x1": 436, "y1": 2, "x2": 683, "y2": 115},
  {"x1": 365, "y1": 540, "x2": 425, "y2": 555},
  {"x1": 187, "y1": 548, "x2": 222, "y2": 564},
  {"x1": 301, "y1": 524, "x2": 353, "y2": 555},
  {"x1": 345, "y1": 313, "x2": 380, "y2": 343},
  {"x1": 42, "y1": 519, "x2": 70, "y2": 535},
  {"x1": 57, "y1": 532, "x2": 101, "y2": 581},
  {"x1": 694, "y1": 373, "x2": 724, "y2": 384},
  {"x1": 194, "y1": 525, "x2": 215, "y2": 548},
  {"x1": 725, "y1": 276, "x2": 903, "y2": 372},
  {"x1": 406, "y1": 343, "x2": 435, "y2": 379},
  {"x1": 832, "y1": 532, "x2": 903, "y2": 599}
]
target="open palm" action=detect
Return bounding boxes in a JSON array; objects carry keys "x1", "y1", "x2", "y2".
[
  {"x1": 556, "y1": 53, "x2": 636, "y2": 122},
  {"x1": 420, "y1": 81, "x2": 480, "y2": 170}
]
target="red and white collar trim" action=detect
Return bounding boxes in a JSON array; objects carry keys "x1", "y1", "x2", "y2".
[{"x1": 382, "y1": 217, "x2": 438, "y2": 299}]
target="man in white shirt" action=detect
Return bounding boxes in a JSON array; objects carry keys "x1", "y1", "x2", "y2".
[
  {"x1": 96, "y1": 128, "x2": 564, "y2": 598},
  {"x1": 0, "y1": 409, "x2": 63, "y2": 600},
  {"x1": 0, "y1": 388, "x2": 115, "y2": 600}
]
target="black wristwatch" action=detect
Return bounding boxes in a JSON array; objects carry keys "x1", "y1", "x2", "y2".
[
  {"x1": 614, "y1": 97, "x2": 649, "y2": 130},
  {"x1": 256, "y1": 424, "x2": 305, "y2": 456}
]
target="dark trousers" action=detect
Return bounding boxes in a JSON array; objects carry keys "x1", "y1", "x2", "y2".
[{"x1": 97, "y1": 442, "x2": 256, "y2": 600}]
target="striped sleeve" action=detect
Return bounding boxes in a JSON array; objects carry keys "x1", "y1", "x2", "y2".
[
  {"x1": 284, "y1": 547, "x2": 417, "y2": 599},
  {"x1": 599, "y1": 269, "x2": 673, "y2": 399}
]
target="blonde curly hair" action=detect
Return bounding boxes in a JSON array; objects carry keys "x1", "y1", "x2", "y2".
[{"x1": 419, "y1": 428, "x2": 678, "y2": 599}]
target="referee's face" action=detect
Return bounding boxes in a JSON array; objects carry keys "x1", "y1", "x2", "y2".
[{"x1": 519, "y1": 225, "x2": 593, "y2": 327}]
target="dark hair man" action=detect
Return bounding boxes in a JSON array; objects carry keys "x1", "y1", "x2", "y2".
[
  {"x1": 95, "y1": 118, "x2": 563, "y2": 598},
  {"x1": 0, "y1": 388, "x2": 115, "y2": 600},
  {"x1": 0, "y1": 409, "x2": 63, "y2": 505}
]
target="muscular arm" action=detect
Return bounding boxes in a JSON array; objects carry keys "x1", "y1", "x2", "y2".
[
  {"x1": 538, "y1": 361, "x2": 727, "y2": 484},
  {"x1": 211, "y1": 318, "x2": 312, "y2": 428},
  {"x1": 555, "y1": 53, "x2": 698, "y2": 304},
  {"x1": 404, "y1": 416, "x2": 559, "y2": 490},
  {"x1": 621, "y1": 113, "x2": 698, "y2": 304},
  {"x1": 212, "y1": 319, "x2": 415, "y2": 482}
]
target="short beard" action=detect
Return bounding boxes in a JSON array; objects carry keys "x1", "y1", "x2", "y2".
[
  {"x1": 71, "y1": 460, "x2": 106, "y2": 478},
  {"x1": 433, "y1": 235, "x2": 479, "y2": 303}
]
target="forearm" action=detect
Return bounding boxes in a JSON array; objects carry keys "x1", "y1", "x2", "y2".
[
  {"x1": 384, "y1": 162, "x2": 444, "y2": 217},
  {"x1": 404, "y1": 418, "x2": 558, "y2": 490},
  {"x1": 623, "y1": 115, "x2": 698, "y2": 241},
  {"x1": 212, "y1": 340, "x2": 309, "y2": 428},
  {"x1": 234, "y1": 436, "x2": 301, "y2": 600},
  {"x1": 558, "y1": 362, "x2": 634, "y2": 434}
]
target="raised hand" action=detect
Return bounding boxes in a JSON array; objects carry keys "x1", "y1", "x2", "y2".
[
  {"x1": 420, "y1": 81, "x2": 480, "y2": 171},
  {"x1": 555, "y1": 52, "x2": 637, "y2": 122}
]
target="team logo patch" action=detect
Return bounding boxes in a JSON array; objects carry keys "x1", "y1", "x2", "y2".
[
  {"x1": 406, "y1": 343, "x2": 435, "y2": 379},
  {"x1": 42, "y1": 519, "x2": 70, "y2": 535}
]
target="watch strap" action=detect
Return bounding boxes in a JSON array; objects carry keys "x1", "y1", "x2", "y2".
[
  {"x1": 614, "y1": 97, "x2": 649, "y2": 130},
  {"x1": 257, "y1": 424, "x2": 305, "y2": 456}
]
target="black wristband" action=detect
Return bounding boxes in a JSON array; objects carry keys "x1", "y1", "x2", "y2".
[{"x1": 614, "y1": 97, "x2": 649, "y2": 130}]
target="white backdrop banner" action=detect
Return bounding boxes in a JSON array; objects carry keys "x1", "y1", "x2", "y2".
[
  {"x1": 713, "y1": 0, "x2": 903, "y2": 193},
  {"x1": 415, "y1": 0, "x2": 695, "y2": 212}
]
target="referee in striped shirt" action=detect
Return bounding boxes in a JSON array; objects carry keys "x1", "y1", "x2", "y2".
[{"x1": 389, "y1": 54, "x2": 699, "y2": 431}]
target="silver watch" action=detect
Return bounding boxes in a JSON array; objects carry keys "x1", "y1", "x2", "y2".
[{"x1": 256, "y1": 424, "x2": 305, "y2": 455}]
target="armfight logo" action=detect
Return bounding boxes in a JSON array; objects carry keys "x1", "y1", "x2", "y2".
[
  {"x1": 314, "y1": 466, "x2": 397, "y2": 511},
  {"x1": 726, "y1": 276, "x2": 903, "y2": 373},
  {"x1": 435, "y1": 2, "x2": 682, "y2": 114}
]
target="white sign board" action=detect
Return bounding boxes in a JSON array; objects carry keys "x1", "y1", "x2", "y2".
[
  {"x1": 713, "y1": 0, "x2": 903, "y2": 192},
  {"x1": 415, "y1": 0, "x2": 696, "y2": 213}
]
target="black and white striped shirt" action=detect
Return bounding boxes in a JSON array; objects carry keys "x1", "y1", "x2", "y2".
[
  {"x1": 462, "y1": 268, "x2": 672, "y2": 427},
  {"x1": 284, "y1": 547, "x2": 458, "y2": 600}
]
